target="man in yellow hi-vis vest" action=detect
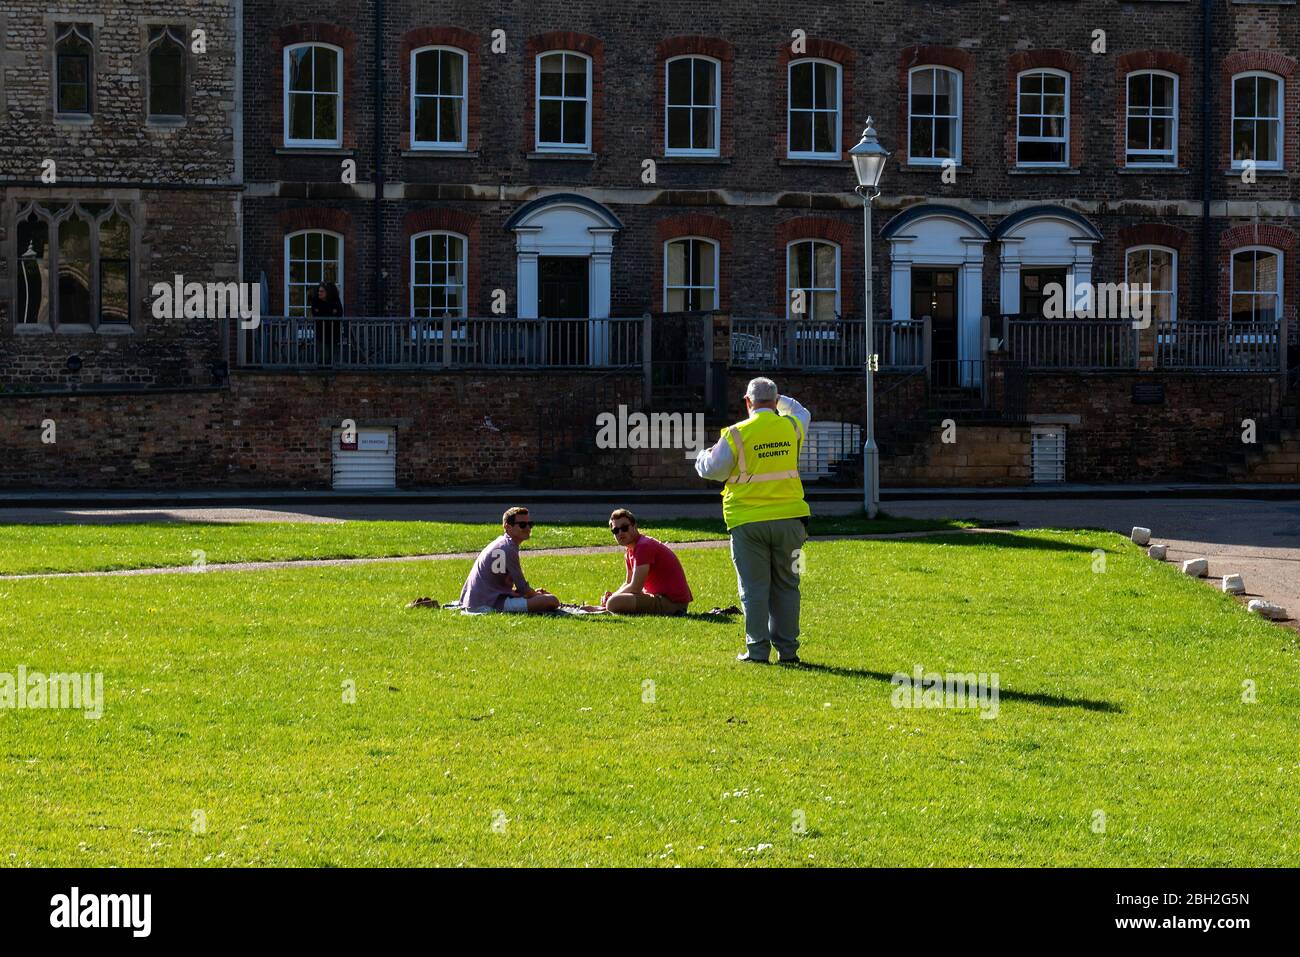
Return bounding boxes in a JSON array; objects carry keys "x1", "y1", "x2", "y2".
[{"x1": 695, "y1": 377, "x2": 811, "y2": 664}]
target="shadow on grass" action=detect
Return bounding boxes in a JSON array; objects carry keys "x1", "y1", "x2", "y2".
[
  {"x1": 865, "y1": 531, "x2": 1107, "y2": 554},
  {"x1": 790, "y1": 662, "x2": 1122, "y2": 713}
]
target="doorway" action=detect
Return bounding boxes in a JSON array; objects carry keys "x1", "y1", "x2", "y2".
[
  {"x1": 539, "y1": 256, "x2": 589, "y2": 365},
  {"x1": 912, "y1": 268, "x2": 958, "y2": 387}
]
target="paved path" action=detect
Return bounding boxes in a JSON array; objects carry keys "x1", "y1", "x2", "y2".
[
  {"x1": 2, "y1": 496, "x2": 1294, "y2": 628},
  {"x1": 0, "y1": 528, "x2": 1010, "y2": 580}
]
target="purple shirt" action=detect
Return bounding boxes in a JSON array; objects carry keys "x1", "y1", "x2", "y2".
[{"x1": 459, "y1": 534, "x2": 532, "y2": 610}]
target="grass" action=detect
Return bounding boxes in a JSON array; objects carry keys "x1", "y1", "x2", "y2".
[
  {"x1": 1, "y1": 528, "x2": 1296, "y2": 866},
  {"x1": 0, "y1": 513, "x2": 984, "y2": 575}
]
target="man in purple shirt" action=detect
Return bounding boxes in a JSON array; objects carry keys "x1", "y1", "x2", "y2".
[{"x1": 458, "y1": 507, "x2": 562, "y2": 613}]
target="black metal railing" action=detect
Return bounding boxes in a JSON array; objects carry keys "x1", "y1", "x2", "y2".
[{"x1": 240, "y1": 316, "x2": 645, "y2": 369}]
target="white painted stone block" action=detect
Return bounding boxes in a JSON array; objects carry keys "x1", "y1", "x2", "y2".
[
  {"x1": 1248, "y1": 600, "x2": 1287, "y2": 620},
  {"x1": 1222, "y1": 574, "x2": 1245, "y2": 594},
  {"x1": 1131, "y1": 527, "x2": 1152, "y2": 546},
  {"x1": 1181, "y1": 558, "x2": 1208, "y2": 577},
  {"x1": 1148, "y1": 544, "x2": 1167, "y2": 560}
]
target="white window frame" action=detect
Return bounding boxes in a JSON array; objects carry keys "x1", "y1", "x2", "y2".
[
  {"x1": 1125, "y1": 245, "x2": 1177, "y2": 340},
  {"x1": 283, "y1": 42, "x2": 343, "y2": 148},
  {"x1": 907, "y1": 65, "x2": 962, "y2": 166},
  {"x1": 534, "y1": 50, "x2": 592, "y2": 153},
  {"x1": 664, "y1": 55, "x2": 721, "y2": 157},
  {"x1": 1231, "y1": 71, "x2": 1284, "y2": 170},
  {"x1": 1125, "y1": 70, "x2": 1178, "y2": 168},
  {"x1": 1229, "y1": 245, "x2": 1283, "y2": 342},
  {"x1": 283, "y1": 229, "x2": 344, "y2": 318},
  {"x1": 662, "y1": 237, "x2": 720, "y2": 312},
  {"x1": 410, "y1": 230, "x2": 468, "y2": 320},
  {"x1": 410, "y1": 46, "x2": 468, "y2": 151},
  {"x1": 785, "y1": 239, "x2": 841, "y2": 320},
  {"x1": 1016, "y1": 68, "x2": 1070, "y2": 168},
  {"x1": 787, "y1": 58, "x2": 842, "y2": 160}
]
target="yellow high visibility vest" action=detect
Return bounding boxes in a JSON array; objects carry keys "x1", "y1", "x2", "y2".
[{"x1": 719, "y1": 411, "x2": 811, "y2": 530}]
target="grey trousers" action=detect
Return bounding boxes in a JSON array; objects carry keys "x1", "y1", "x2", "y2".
[{"x1": 729, "y1": 517, "x2": 808, "y2": 660}]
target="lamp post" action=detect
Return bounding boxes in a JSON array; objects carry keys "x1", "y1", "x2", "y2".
[{"x1": 849, "y1": 117, "x2": 890, "y2": 518}]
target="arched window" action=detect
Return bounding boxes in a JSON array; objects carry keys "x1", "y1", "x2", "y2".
[
  {"x1": 1125, "y1": 245, "x2": 1176, "y2": 327},
  {"x1": 1230, "y1": 247, "x2": 1282, "y2": 327},
  {"x1": 284, "y1": 42, "x2": 342, "y2": 146},
  {"x1": 55, "y1": 25, "x2": 94, "y2": 115},
  {"x1": 908, "y1": 66, "x2": 961, "y2": 165},
  {"x1": 786, "y1": 239, "x2": 839, "y2": 320},
  {"x1": 788, "y1": 58, "x2": 841, "y2": 159},
  {"x1": 12, "y1": 203, "x2": 135, "y2": 329},
  {"x1": 148, "y1": 26, "x2": 186, "y2": 117},
  {"x1": 411, "y1": 231, "x2": 467, "y2": 318},
  {"x1": 1016, "y1": 69, "x2": 1069, "y2": 167},
  {"x1": 284, "y1": 230, "x2": 343, "y2": 317},
  {"x1": 535, "y1": 51, "x2": 591, "y2": 151},
  {"x1": 665, "y1": 55, "x2": 720, "y2": 156},
  {"x1": 411, "y1": 46, "x2": 467, "y2": 150},
  {"x1": 1232, "y1": 72, "x2": 1283, "y2": 169},
  {"x1": 1126, "y1": 71, "x2": 1177, "y2": 167},
  {"x1": 663, "y1": 238, "x2": 719, "y2": 312}
]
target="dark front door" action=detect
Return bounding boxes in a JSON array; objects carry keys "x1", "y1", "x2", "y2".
[
  {"x1": 539, "y1": 256, "x2": 589, "y2": 318},
  {"x1": 1020, "y1": 268, "x2": 1068, "y2": 319},
  {"x1": 912, "y1": 268, "x2": 958, "y2": 387},
  {"x1": 539, "y1": 256, "x2": 589, "y2": 365}
]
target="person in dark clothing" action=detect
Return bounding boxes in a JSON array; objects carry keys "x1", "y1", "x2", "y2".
[{"x1": 309, "y1": 282, "x2": 344, "y2": 364}]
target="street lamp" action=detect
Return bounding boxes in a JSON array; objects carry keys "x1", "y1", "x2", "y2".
[{"x1": 849, "y1": 117, "x2": 890, "y2": 518}]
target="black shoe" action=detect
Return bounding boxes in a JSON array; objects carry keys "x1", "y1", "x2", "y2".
[
  {"x1": 736, "y1": 652, "x2": 770, "y2": 664},
  {"x1": 777, "y1": 655, "x2": 802, "y2": 666}
]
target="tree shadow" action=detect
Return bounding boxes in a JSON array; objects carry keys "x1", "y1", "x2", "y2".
[
  {"x1": 789, "y1": 662, "x2": 1122, "y2": 713},
  {"x1": 862, "y1": 532, "x2": 1105, "y2": 554}
]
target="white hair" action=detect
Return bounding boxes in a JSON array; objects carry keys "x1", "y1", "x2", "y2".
[{"x1": 746, "y1": 377, "x2": 779, "y2": 404}]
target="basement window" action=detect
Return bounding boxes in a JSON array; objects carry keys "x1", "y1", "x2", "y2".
[{"x1": 1031, "y1": 428, "x2": 1067, "y2": 484}]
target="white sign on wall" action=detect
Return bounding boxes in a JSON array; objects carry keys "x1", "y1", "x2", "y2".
[{"x1": 357, "y1": 432, "x2": 390, "y2": 451}]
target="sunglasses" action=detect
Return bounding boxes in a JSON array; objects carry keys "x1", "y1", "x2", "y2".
[
  {"x1": 510, "y1": 521, "x2": 534, "y2": 529},
  {"x1": 610, "y1": 523, "x2": 633, "y2": 535}
]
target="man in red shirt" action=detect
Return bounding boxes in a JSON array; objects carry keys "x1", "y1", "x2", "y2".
[{"x1": 602, "y1": 509, "x2": 694, "y2": 615}]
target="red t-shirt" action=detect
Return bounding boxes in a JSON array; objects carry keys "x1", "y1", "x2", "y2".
[{"x1": 625, "y1": 535, "x2": 693, "y2": 605}]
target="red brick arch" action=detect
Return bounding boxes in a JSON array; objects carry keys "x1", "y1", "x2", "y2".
[
  {"x1": 272, "y1": 207, "x2": 359, "y2": 315},
  {"x1": 1006, "y1": 49, "x2": 1085, "y2": 169},
  {"x1": 898, "y1": 47, "x2": 975, "y2": 165},
  {"x1": 271, "y1": 24, "x2": 358, "y2": 149},
  {"x1": 523, "y1": 32, "x2": 605, "y2": 154},
  {"x1": 1217, "y1": 224, "x2": 1297, "y2": 331},
  {"x1": 398, "y1": 27, "x2": 481, "y2": 151},
  {"x1": 654, "y1": 214, "x2": 733, "y2": 312},
  {"x1": 776, "y1": 38, "x2": 856, "y2": 160},
  {"x1": 400, "y1": 209, "x2": 482, "y2": 316},
  {"x1": 1114, "y1": 51, "x2": 1192, "y2": 168},
  {"x1": 1221, "y1": 52, "x2": 1299, "y2": 172},
  {"x1": 773, "y1": 215, "x2": 857, "y2": 318},
  {"x1": 654, "y1": 37, "x2": 734, "y2": 159}
]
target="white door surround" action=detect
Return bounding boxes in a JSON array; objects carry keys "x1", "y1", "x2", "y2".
[
  {"x1": 505, "y1": 193, "x2": 623, "y2": 321},
  {"x1": 994, "y1": 206, "x2": 1102, "y2": 317},
  {"x1": 881, "y1": 204, "x2": 991, "y2": 376}
]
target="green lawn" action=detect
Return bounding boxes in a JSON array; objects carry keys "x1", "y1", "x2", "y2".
[
  {"x1": 1, "y1": 528, "x2": 1295, "y2": 866},
  {"x1": 0, "y1": 513, "x2": 982, "y2": 575}
]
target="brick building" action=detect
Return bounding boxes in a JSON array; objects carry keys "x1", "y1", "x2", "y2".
[
  {"x1": 2, "y1": 1, "x2": 1299, "y2": 489},
  {"x1": 0, "y1": 0, "x2": 240, "y2": 391}
]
